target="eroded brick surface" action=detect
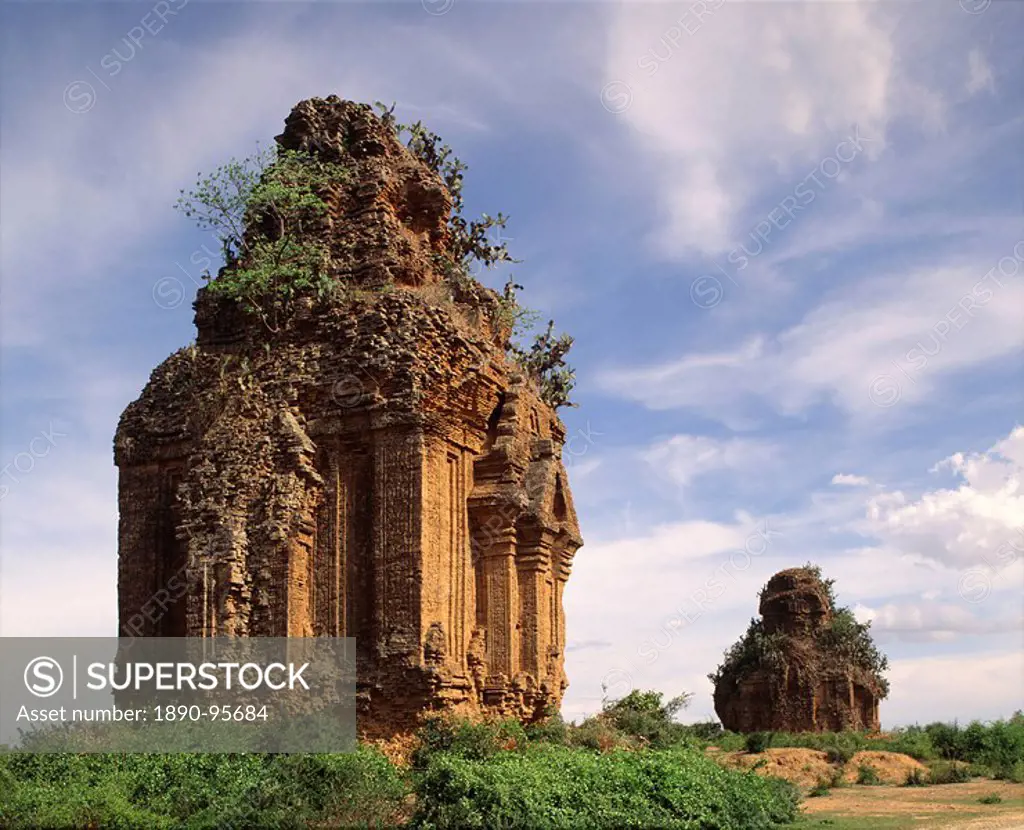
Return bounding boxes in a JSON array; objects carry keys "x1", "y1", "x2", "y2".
[{"x1": 115, "y1": 97, "x2": 583, "y2": 737}]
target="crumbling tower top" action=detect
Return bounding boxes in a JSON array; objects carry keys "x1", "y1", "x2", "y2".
[{"x1": 759, "y1": 567, "x2": 832, "y2": 637}]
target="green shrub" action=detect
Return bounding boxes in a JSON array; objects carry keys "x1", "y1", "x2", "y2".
[
  {"x1": 994, "y1": 760, "x2": 1024, "y2": 783},
  {"x1": 411, "y1": 744, "x2": 799, "y2": 829},
  {"x1": 746, "y1": 732, "x2": 772, "y2": 754},
  {"x1": 599, "y1": 689, "x2": 693, "y2": 749},
  {"x1": 890, "y1": 717, "x2": 1024, "y2": 770},
  {"x1": 266, "y1": 751, "x2": 409, "y2": 828},
  {"x1": 565, "y1": 716, "x2": 630, "y2": 752},
  {"x1": 808, "y1": 778, "x2": 831, "y2": 797},
  {"x1": 882, "y1": 726, "x2": 935, "y2": 761},
  {"x1": 928, "y1": 760, "x2": 972, "y2": 784},
  {"x1": 524, "y1": 712, "x2": 570, "y2": 745},
  {"x1": 824, "y1": 744, "x2": 855, "y2": 766},
  {"x1": 903, "y1": 768, "x2": 929, "y2": 787},
  {"x1": 713, "y1": 731, "x2": 748, "y2": 752},
  {"x1": 685, "y1": 720, "x2": 726, "y2": 742},
  {"x1": 412, "y1": 717, "x2": 526, "y2": 769},
  {"x1": 856, "y1": 764, "x2": 881, "y2": 785},
  {"x1": 979, "y1": 793, "x2": 1003, "y2": 804},
  {"x1": 0, "y1": 748, "x2": 408, "y2": 829},
  {"x1": 927, "y1": 721, "x2": 965, "y2": 760},
  {"x1": 981, "y1": 718, "x2": 1024, "y2": 771},
  {"x1": 175, "y1": 146, "x2": 352, "y2": 333}
]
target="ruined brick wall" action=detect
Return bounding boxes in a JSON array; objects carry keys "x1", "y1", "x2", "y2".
[
  {"x1": 712, "y1": 568, "x2": 881, "y2": 733},
  {"x1": 115, "y1": 97, "x2": 583, "y2": 736}
]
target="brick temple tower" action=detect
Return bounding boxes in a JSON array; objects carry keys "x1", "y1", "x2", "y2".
[
  {"x1": 713, "y1": 568, "x2": 883, "y2": 733},
  {"x1": 115, "y1": 97, "x2": 583, "y2": 734}
]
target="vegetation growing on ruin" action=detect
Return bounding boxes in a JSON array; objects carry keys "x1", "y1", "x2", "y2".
[
  {"x1": 375, "y1": 102, "x2": 577, "y2": 409},
  {"x1": 709, "y1": 565, "x2": 891, "y2": 698},
  {"x1": 174, "y1": 146, "x2": 350, "y2": 333},
  {"x1": 708, "y1": 617, "x2": 791, "y2": 688},
  {"x1": 175, "y1": 104, "x2": 577, "y2": 408}
]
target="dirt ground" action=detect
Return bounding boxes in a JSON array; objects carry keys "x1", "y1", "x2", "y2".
[
  {"x1": 712, "y1": 749, "x2": 1024, "y2": 829},
  {"x1": 798, "y1": 780, "x2": 1024, "y2": 829}
]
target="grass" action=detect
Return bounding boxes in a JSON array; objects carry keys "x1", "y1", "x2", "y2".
[{"x1": 783, "y1": 816, "x2": 917, "y2": 830}]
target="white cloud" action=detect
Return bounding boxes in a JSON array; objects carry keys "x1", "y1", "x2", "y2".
[
  {"x1": 865, "y1": 426, "x2": 1024, "y2": 570},
  {"x1": 598, "y1": 258, "x2": 1024, "y2": 422},
  {"x1": 3, "y1": 24, "x2": 337, "y2": 347},
  {"x1": 857, "y1": 599, "x2": 1022, "y2": 641},
  {"x1": 642, "y1": 434, "x2": 775, "y2": 488},
  {"x1": 2, "y1": 9, "x2": 568, "y2": 350},
  {"x1": 966, "y1": 48, "x2": 995, "y2": 96},
  {"x1": 563, "y1": 512, "x2": 790, "y2": 720},
  {"x1": 0, "y1": 448, "x2": 118, "y2": 637},
  {"x1": 603, "y1": 0, "x2": 954, "y2": 258},
  {"x1": 885, "y1": 650, "x2": 1023, "y2": 724},
  {"x1": 833, "y1": 473, "x2": 870, "y2": 486},
  {"x1": 564, "y1": 513, "x2": 778, "y2": 641}
]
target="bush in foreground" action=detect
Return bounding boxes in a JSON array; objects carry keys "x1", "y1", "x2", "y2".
[
  {"x1": 0, "y1": 748, "x2": 409, "y2": 829},
  {"x1": 412, "y1": 743, "x2": 799, "y2": 830},
  {"x1": 1, "y1": 741, "x2": 798, "y2": 830}
]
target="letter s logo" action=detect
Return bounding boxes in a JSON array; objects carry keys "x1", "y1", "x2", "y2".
[{"x1": 25, "y1": 657, "x2": 63, "y2": 697}]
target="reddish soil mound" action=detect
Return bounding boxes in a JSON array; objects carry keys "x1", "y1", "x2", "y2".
[
  {"x1": 720, "y1": 748, "x2": 834, "y2": 788},
  {"x1": 717, "y1": 747, "x2": 927, "y2": 790},
  {"x1": 842, "y1": 750, "x2": 928, "y2": 784}
]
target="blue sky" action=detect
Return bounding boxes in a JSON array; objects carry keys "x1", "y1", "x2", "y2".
[{"x1": 1, "y1": 0, "x2": 1022, "y2": 727}]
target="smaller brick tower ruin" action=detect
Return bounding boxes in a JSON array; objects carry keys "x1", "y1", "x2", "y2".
[
  {"x1": 115, "y1": 97, "x2": 583, "y2": 736},
  {"x1": 712, "y1": 567, "x2": 885, "y2": 733}
]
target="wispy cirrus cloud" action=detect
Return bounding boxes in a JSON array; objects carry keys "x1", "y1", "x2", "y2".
[
  {"x1": 642, "y1": 434, "x2": 777, "y2": 489},
  {"x1": 601, "y1": 0, "x2": 953, "y2": 259},
  {"x1": 597, "y1": 256, "x2": 1024, "y2": 424}
]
